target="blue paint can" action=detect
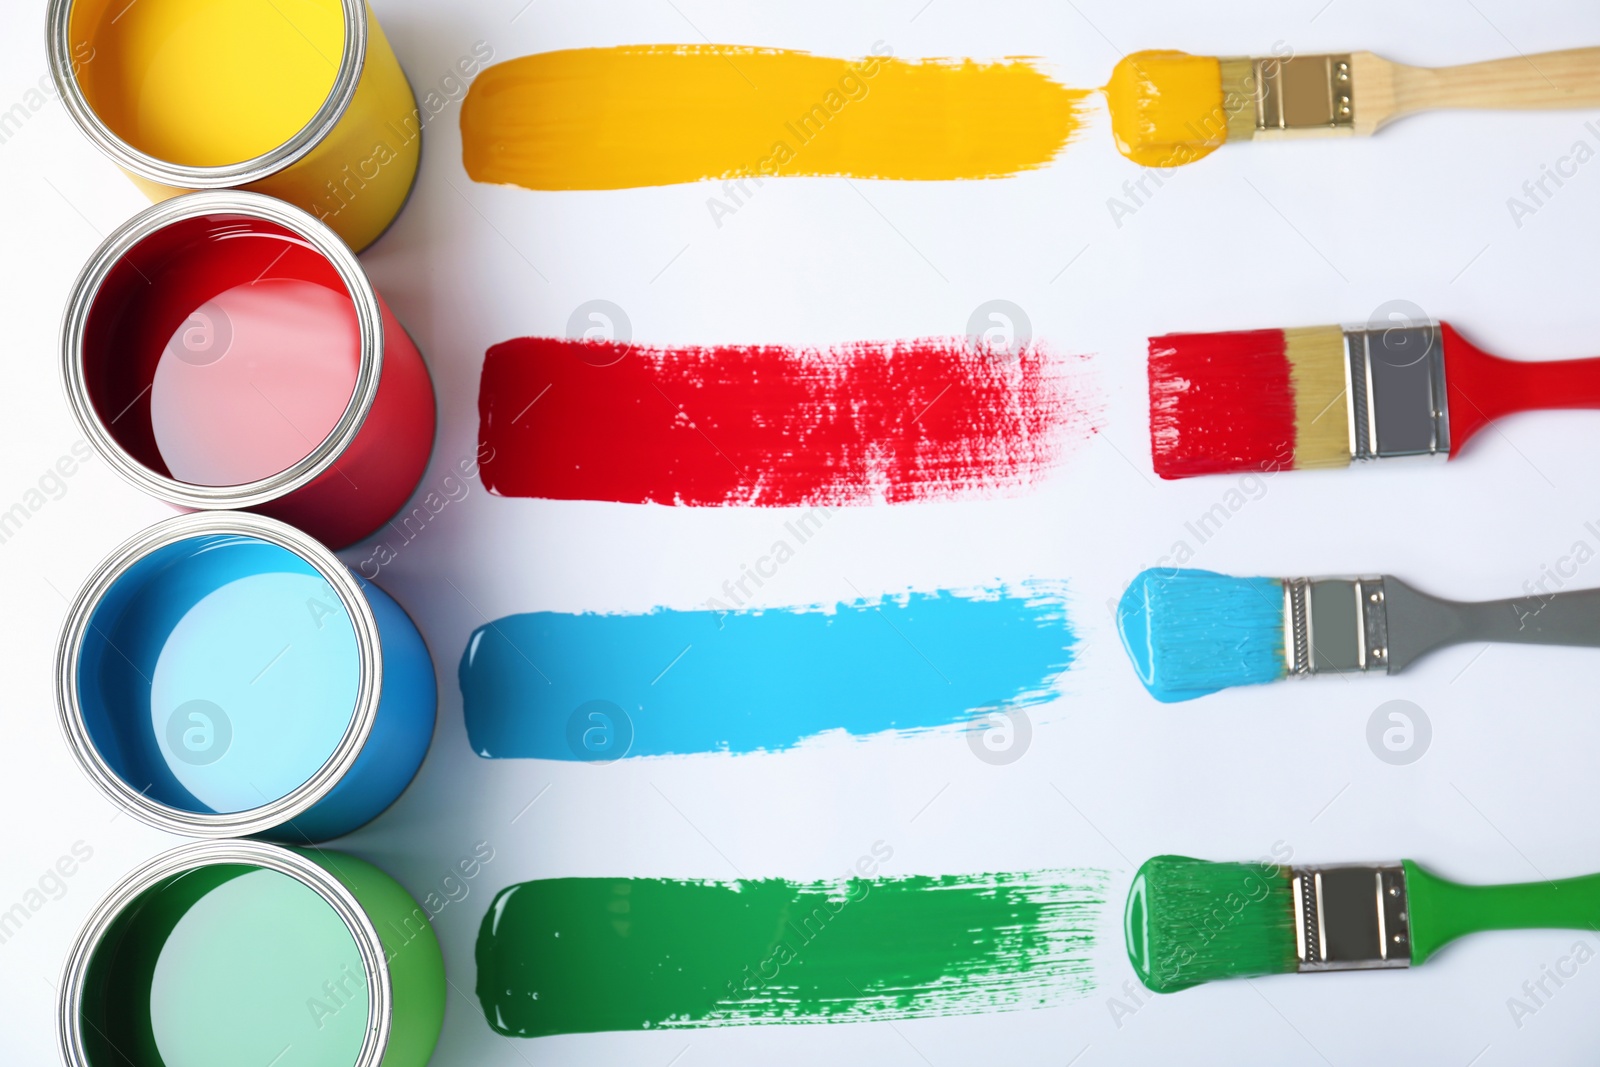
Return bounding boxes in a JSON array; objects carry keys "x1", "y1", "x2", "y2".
[{"x1": 56, "y1": 512, "x2": 435, "y2": 842}]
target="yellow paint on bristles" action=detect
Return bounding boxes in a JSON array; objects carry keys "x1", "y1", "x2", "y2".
[
  {"x1": 460, "y1": 45, "x2": 1093, "y2": 191},
  {"x1": 1103, "y1": 50, "x2": 1236, "y2": 168},
  {"x1": 1284, "y1": 327, "x2": 1352, "y2": 469},
  {"x1": 72, "y1": 0, "x2": 344, "y2": 167}
]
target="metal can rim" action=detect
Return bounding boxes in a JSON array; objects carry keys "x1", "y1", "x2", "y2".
[
  {"x1": 59, "y1": 189, "x2": 386, "y2": 510},
  {"x1": 57, "y1": 839, "x2": 393, "y2": 1067},
  {"x1": 54, "y1": 511, "x2": 384, "y2": 838},
  {"x1": 45, "y1": 0, "x2": 369, "y2": 188}
]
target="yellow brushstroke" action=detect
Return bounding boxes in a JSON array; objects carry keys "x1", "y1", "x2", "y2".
[
  {"x1": 1104, "y1": 50, "x2": 1232, "y2": 168},
  {"x1": 460, "y1": 45, "x2": 1092, "y2": 191}
]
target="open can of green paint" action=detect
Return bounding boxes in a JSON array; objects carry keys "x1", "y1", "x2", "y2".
[{"x1": 59, "y1": 839, "x2": 444, "y2": 1067}]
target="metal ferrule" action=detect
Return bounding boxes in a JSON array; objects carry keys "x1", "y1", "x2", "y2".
[
  {"x1": 1292, "y1": 863, "x2": 1412, "y2": 972},
  {"x1": 1251, "y1": 54, "x2": 1355, "y2": 132},
  {"x1": 1343, "y1": 323, "x2": 1452, "y2": 462},
  {"x1": 1283, "y1": 576, "x2": 1390, "y2": 675}
]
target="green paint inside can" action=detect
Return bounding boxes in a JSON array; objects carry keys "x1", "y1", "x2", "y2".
[{"x1": 81, "y1": 864, "x2": 370, "y2": 1066}]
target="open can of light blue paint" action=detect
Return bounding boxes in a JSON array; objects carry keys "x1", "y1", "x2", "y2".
[
  {"x1": 56, "y1": 511, "x2": 435, "y2": 842},
  {"x1": 58, "y1": 839, "x2": 445, "y2": 1067}
]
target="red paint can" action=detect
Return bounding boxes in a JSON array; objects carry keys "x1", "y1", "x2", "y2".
[{"x1": 61, "y1": 191, "x2": 435, "y2": 548}]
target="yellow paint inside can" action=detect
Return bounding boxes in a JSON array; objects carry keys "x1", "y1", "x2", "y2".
[
  {"x1": 73, "y1": 0, "x2": 344, "y2": 167},
  {"x1": 1103, "y1": 50, "x2": 1228, "y2": 167},
  {"x1": 64, "y1": 0, "x2": 423, "y2": 252}
]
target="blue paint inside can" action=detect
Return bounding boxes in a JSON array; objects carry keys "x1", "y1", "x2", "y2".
[{"x1": 77, "y1": 534, "x2": 361, "y2": 814}]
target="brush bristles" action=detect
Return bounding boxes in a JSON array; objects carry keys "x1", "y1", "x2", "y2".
[
  {"x1": 1116, "y1": 568, "x2": 1286, "y2": 702},
  {"x1": 1148, "y1": 327, "x2": 1351, "y2": 479},
  {"x1": 1218, "y1": 57, "x2": 1258, "y2": 143},
  {"x1": 1125, "y1": 856, "x2": 1298, "y2": 993},
  {"x1": 1284, "y1": 327, "x2": 1351, "y2": 469},
  {"x1": 1149, "y1": 329, "x2": 1296, "y2": 478},
  {"x1": 1105, "y1": 52, "x2": 1231, "y2": 167}
]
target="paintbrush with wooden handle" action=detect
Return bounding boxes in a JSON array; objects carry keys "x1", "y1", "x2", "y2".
[{"x1": 1105, "y1": 46, "x2": 1600, "y2": 166}]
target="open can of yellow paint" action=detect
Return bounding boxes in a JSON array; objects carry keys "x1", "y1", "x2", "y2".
[{"x1": 47, "y1": 0, "x2": 421, "y2": 252}]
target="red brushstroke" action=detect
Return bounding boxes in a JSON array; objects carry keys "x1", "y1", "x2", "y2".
[
  {"x1": 479, "y1": 337, "x2": 1093, "y2": 506},
  {"x1": 1441, "y1": 322, "x2": 1600, "y2": 456},
  {"x1": 1147, "y1": 329, "x2": 1295, "y2": 479}
]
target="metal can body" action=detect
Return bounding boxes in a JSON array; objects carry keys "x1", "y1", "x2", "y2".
[
  {"x1": 48, "y1": 0, "x2": 420, "y2": 252},
  {"x1": 57, "y1": 512, "x2": 437, "y2": 842},
  {"x1": 253, "y1": 294, "x2": 437, "y2": 551},
  {"x1": 61, "y1": 191, "x2": 437, "y2": 550},
  {"x1": 59, "y1": 840, "x2": 446, "y2": 1067},
  {"x1": 267, "y1": 575, "x2": 438, "y2": 844}
]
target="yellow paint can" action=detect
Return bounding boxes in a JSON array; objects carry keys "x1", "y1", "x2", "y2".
[{"x1": 49, "y1": 0, "x2": 420, "y2": 252}]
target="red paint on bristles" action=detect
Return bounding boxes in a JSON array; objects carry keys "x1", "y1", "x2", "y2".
[{"x1": 1147, "y1": 329, "x2": 1295, "y2": 479}]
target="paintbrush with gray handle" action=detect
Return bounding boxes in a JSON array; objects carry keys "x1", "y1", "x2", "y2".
[{"x1": 1116, "y1": 567, "x2": 1600, "y2": 701}]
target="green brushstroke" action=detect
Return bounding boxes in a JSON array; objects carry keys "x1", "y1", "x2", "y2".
[{"x1": 476, "y1": 868, "x2": 1106, "y2": 1036}]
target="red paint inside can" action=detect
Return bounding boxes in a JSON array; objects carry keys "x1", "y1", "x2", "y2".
[
  {"x1": 81, "y1": 213, "x2": 361, "y2": 487},
  {"x1": 70, "y1": 197, "x2": 439, "y2": 549}
]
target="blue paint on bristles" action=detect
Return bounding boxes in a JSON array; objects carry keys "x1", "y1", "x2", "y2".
[{"x1": 1116, "y1": 568, "x2": 1287, "y2": 702}]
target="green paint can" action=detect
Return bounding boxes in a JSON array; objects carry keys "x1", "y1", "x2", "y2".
[{"x1": 59, "y1": 840, "x2": 444, "y2": 1067}]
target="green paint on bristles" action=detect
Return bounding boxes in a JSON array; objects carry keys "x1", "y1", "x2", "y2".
[{"x1": 1125, "y1": 855, "x2": 1298, "y2": 993}]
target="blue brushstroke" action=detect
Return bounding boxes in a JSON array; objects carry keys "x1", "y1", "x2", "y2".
[
  {"x1": 1116, "y1": 568, "x2": 1286, "y2": 703},
  {"x1": 460, "y1": 586, "x2": 1075, "y2": 759}
]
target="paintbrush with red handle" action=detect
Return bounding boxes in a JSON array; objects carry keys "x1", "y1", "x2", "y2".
[{"x1": 1147, "y1": 321, "x2": 1600, "y2": 478}]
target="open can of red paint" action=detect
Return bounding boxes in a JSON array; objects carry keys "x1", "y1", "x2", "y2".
[
  {"x1": 59, "y1": 839, "x2": 445, "y2": 1067},
  {"x1": 61, "y1": 190, "x2": 435, "y2": 550},
  {"x1": 56, "y1": 511, "x2": 436, "y2": 843}
]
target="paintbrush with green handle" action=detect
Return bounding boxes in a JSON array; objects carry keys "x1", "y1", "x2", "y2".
[{"x1": 1126, "y1": 855, "x2": 1600, "y2": 992}]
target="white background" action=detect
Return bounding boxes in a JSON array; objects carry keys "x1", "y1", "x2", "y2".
[{"x1": 4, "y1": 0, "x2": 1600, "y2": 1063}]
